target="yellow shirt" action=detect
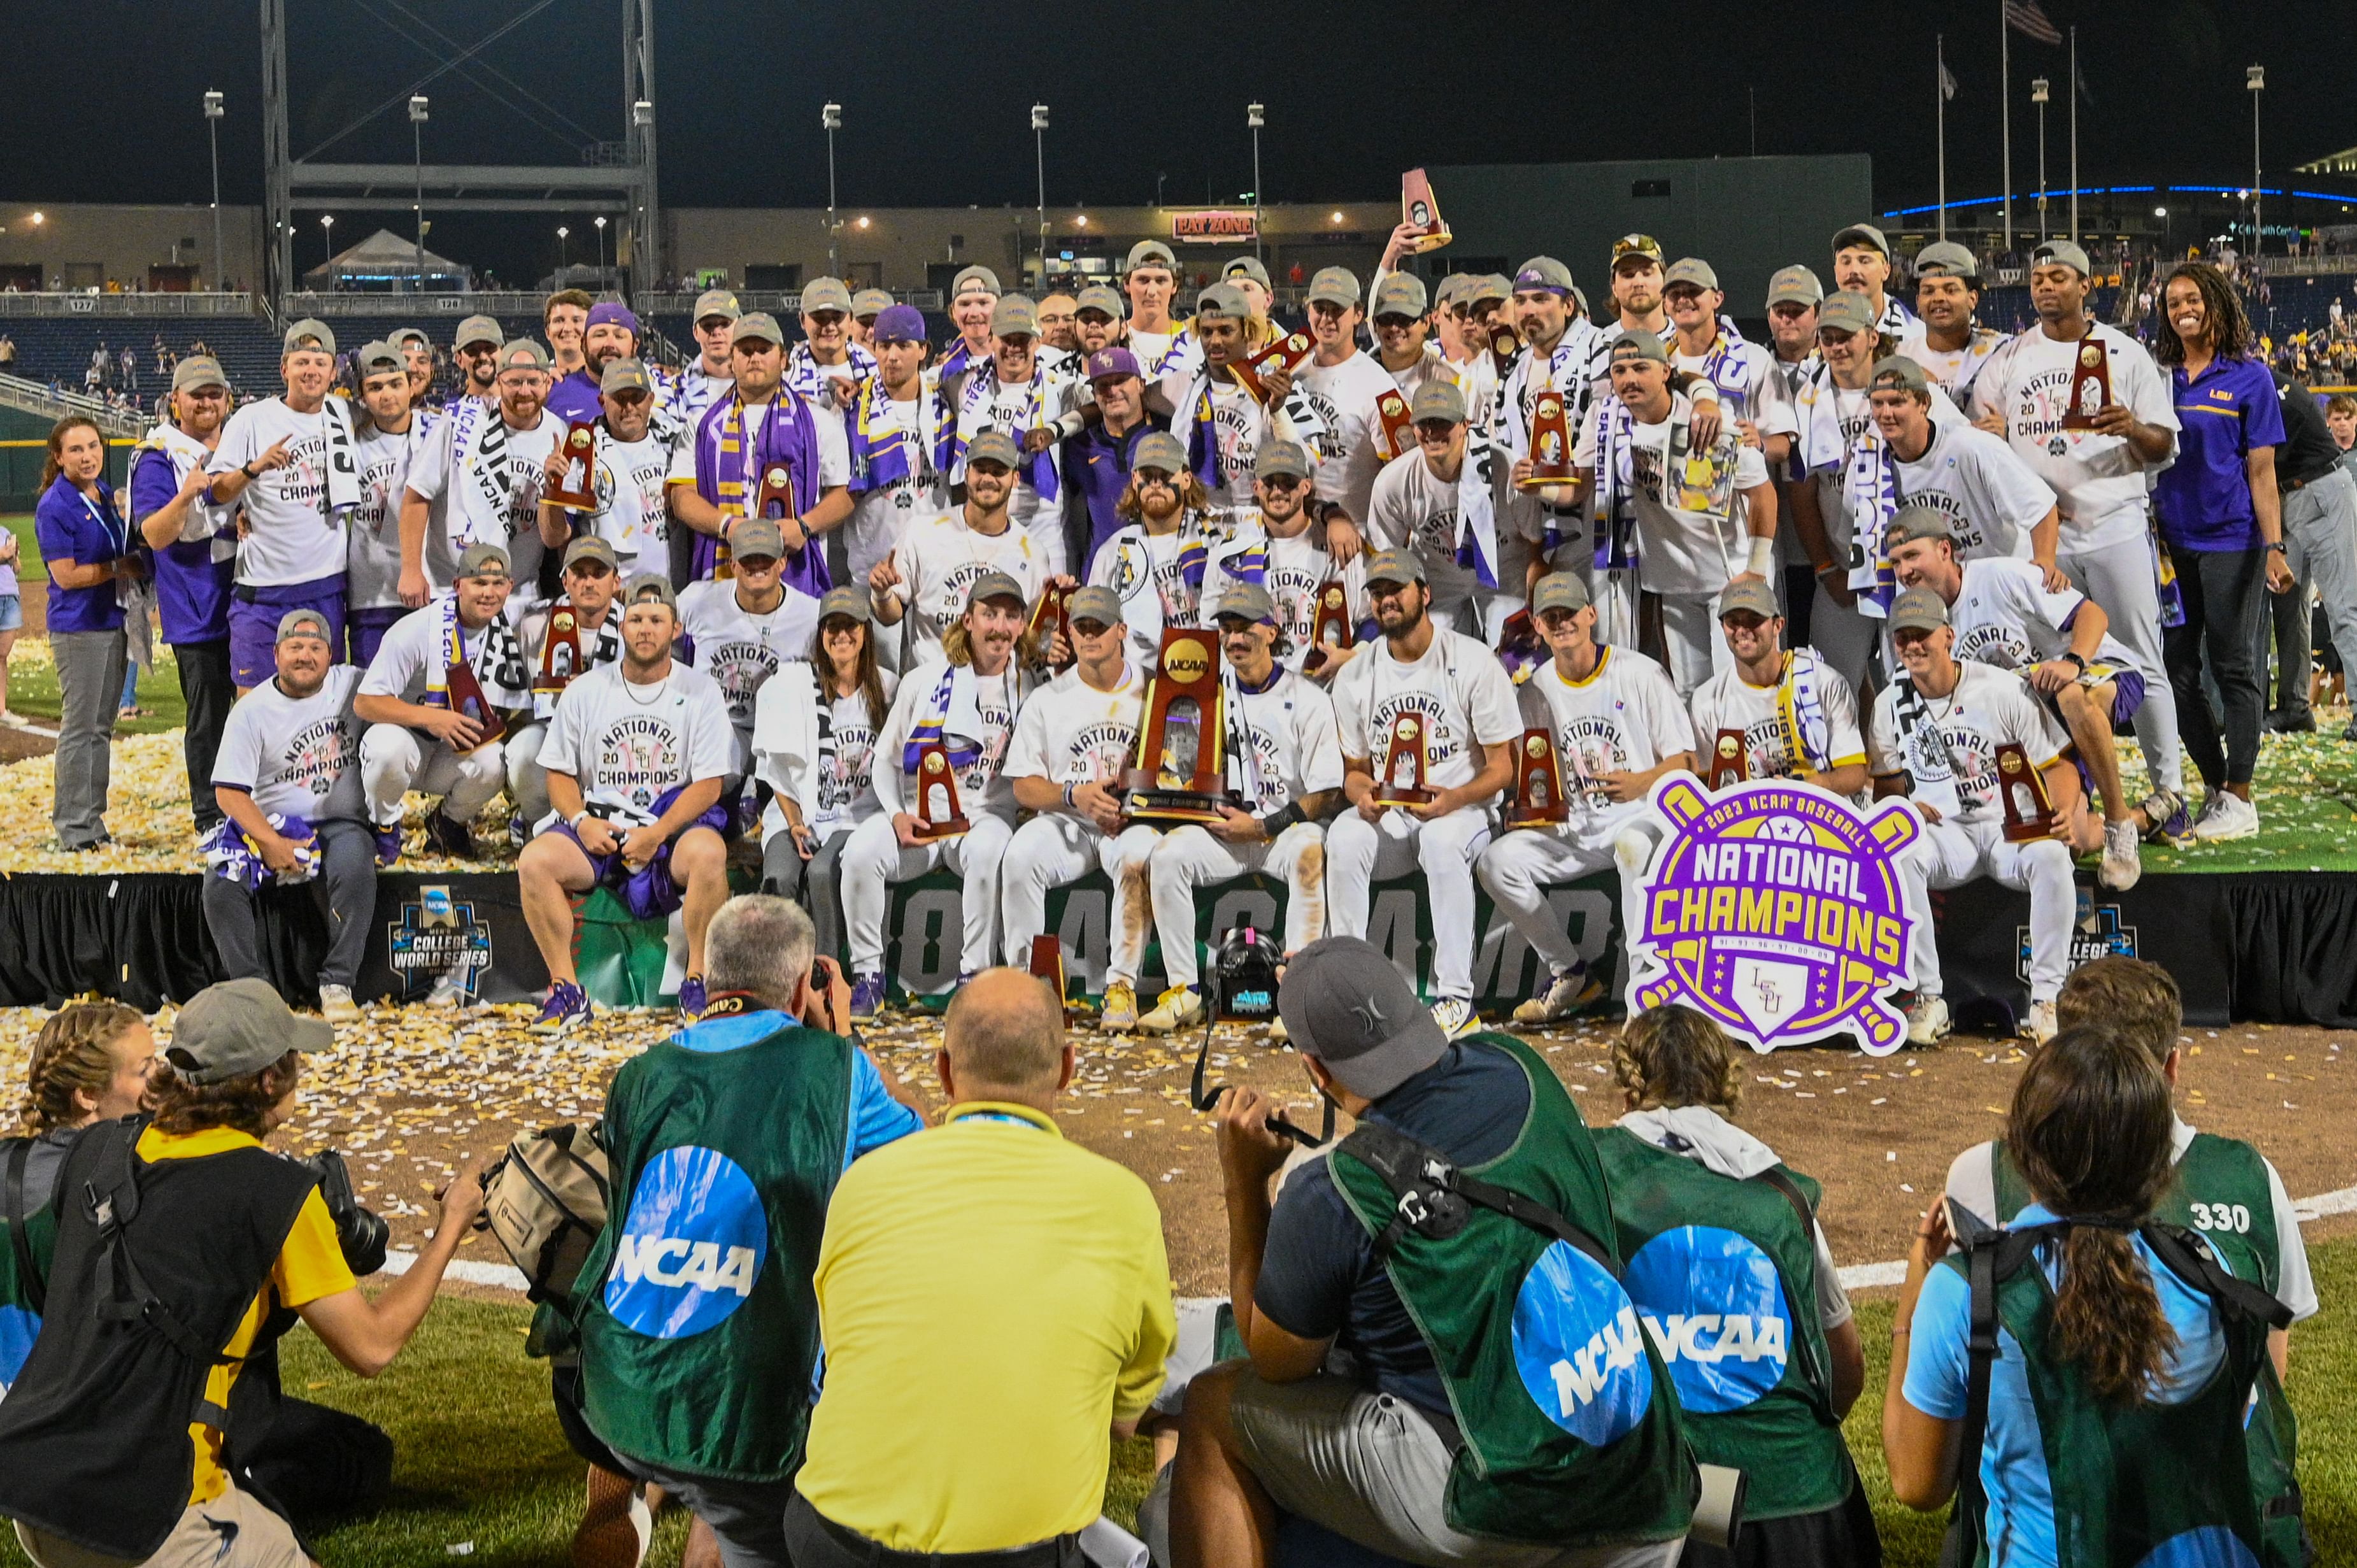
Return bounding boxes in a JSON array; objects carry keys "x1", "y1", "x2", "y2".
[
  {"x1": 795, "y1": 1102, "x2": 1176, "y2": 1553},
  {"x1": 136, "y1": 1126, "x2": 357, "y2": 1505}
]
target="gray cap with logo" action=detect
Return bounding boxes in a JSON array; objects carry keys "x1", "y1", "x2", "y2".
[
  {"x1": 1663, "y1": 257, "x2": 1720, "y2": 292},
  {"x1": 1215, "y1": 582, "x2": 1278, "y2": 624},
  {"x1": 1409, "y1": 379, "x2": 1466, "y2": 425},
  {"x1": 1306, "y1": 266, "x2": 1361, "y2": 308},
  {"x1": 1134, "y1": 430, "x2": 1189, "y2": 474},
  {"x1": 166, "y1": 978, "x2": 333, "y2": 1085},
  {"x1": 992, "y1": 296, "x2": 1040, "y2": 338},
  {"x1": 1256, "y1": 439, "x2": 1313, "y2": 480},
  {"x1": 729, "y1": 517, "x2": 787, "y2": 562},
  {"x1": 1533, "y1": 572, "x2": 1592, "y2": 615},
  {"x1": 1717, "y1": 578, "x2": 1782, "y2": 620},
  {"x1": 1362, "y1": 549, "x2": 1426, "y2": 588},
  {"x1": 1275, "y1": 936, "x2": 1450, "y2": 1100},
  {"x1": 1816, "y1": 291, "x2": 1878, "y2": 335},
  {"x1": 172, "y1": 355, "x2": 227, "y2": 392},
  {"x1": 455, "y1": 313, "x2": 506, "y2": 349},
  {"x1": 964, "y1": 429, "x2": 1022, "y2": 469},
  {"x1": 693, "y1": 289, "x2": 743, "y2": 324},
  {"x1": 1888, "y1": 587, "x2": 1951, "y2": 633},
  {"x1": 801, "y1": 277, "x2": 853, "y2": 315},
  {"x1": 1066, "y1": 585, "x2": 1125, "y2": 627},
  {"x1": 601, "y1": 357, "x2": 653, "y2": 395},
  {"x1": 1765, "y1": 266, "x2": 1825, "y2": 309},
  {"x1": 819, "y1": 585, "x2": 872, "y2": 624},
  {"x1": 1912, "y1": 241, "x2": 1981, "y2": 282},
  {"x1": 1372, "y1": 273, "x2": 1428, "y2": 320},
  {"x1": 731, "y1": 312, "x2": 785, "y2": 348}
]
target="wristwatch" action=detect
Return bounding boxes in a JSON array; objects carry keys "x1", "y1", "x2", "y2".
[
  {"x1": 2265, "y1": 541, "x2": 2287, "y2": 554},
  {"x1": 2062, "y1": 652, "x2": 2088, "y2": 673},
  {"x1": 238, "y1": 460, "x2": 257, "y2": 480}
]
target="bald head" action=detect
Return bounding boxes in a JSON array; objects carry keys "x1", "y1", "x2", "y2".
[{"x1": 939, "y1": 969, "x2": 1071, "y2": 1108}]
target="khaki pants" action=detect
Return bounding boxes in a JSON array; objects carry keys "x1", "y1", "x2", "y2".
[{"x1": 17, "y1": 1481, "x2": 311, "y2": 1568}]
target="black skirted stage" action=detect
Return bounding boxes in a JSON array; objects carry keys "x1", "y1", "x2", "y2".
[{"x1": 6, "y1": 864, "x2": 2356, "y2": 1029}]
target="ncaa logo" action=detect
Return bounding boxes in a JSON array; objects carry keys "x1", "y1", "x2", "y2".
[
  {"x1": 0, "y1": 1302, "x2": 38, "y2": 1395},
  {"x1": 1510, "y1": 1240, "x2": 1653, "y2": 1445},
  {"x1": 604, "y1": 1146, "x2": 768, "y2": 1339},
  {"x1": 1622, "y1": 1227, "x2": 1793, "y2": 1413}
]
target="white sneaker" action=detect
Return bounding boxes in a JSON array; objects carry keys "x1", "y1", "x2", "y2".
[
  {"x1": 318, "y1": 984, "x2": 361, "y2": 1023},
  {"x1": 2023, "y1": 998, "x2": 2059, "y2": 1045},
  {"x1": 1513, "y1": 967, "x2": 1604, "y2": 1025},
  {"x1": 2191, "y1": 790, "x2": 2260, "y2": 843},
  {"x1": 1265, "y1": 1011, "x2": 1289, "y2": 1044},
  {"x1": 2098, "y1": 818, "x2": 2143, "y2": 890},
  {"x1": 1906, "y1": 994, "x2": 1953, "y2": 1046},
  {"x1": 1430, "y1": 997, "x2": 1479, "y2": 1039},
  {"x1": 1137, "y1": 985, "x2": 1206, "y2": 1034}
]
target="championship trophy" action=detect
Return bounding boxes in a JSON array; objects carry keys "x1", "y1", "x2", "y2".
[
  {"x1": 1495, "y1": 607, "x2": 1546, "y2": 684},
  {"x1": 2060, "y1": 334, "x2": 2110, "y2": 431},
  {"x1": 534, "y1": 604, "x2": 583, "y2": 702},
  {"x1": 1504, "y1": 728, "x2": 1569, "y2": 828},
  {"x1": 1519, "y1": 391, "x2": 1576, "y2": 488},
  {"x1": 1488, "y1": 321, "x2": 1521, "y2": 380},
  {"x1": 1234, "y1": 330, "x2": 1316, "y2": 405},
  {"x1": 908, "y1": 742, "x2": 969, "y2": 841},
  {"x1": 543, "y1": 420, "x2": 600, "y2": 511},
  {"x1": 757, "y1": 460, "x2": 797, "y2": 520},
  {"x1": 1028, "y1": 579, "x2": 1074, "y2": 670},
  {"x1": 1399, "y1": 168, "x2": 1451, "y2": 253},
  {"x1": 1374, "y1": 713, "x2": 1436, "y2": 806},
  {"x1": 1124, "y1": 631, "x2": 1234, "y2": 823},
  {"x1": 1029, "y1": 934, "x2": 1069, "y2": 1019},
  {"x1": 1304, "y1": 580, "x2": 1355, "y2": 674},
  {"x1": 1705, "y1": 729, "x2": 1749, "y2": 790},
  {"x1": 442, "y1": 659, "x2": 500, "y2": 753},
  {"x1": 1374, "y1": 388, "x2": 1413, "y2": 460},
  {"x1": 1996, "y1": 743, "x2": 2058, "y2": 841}
]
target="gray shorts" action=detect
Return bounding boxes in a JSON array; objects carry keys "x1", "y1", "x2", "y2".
[
  {"x1": 1227, "y1": 1367, "x2": 1685, "y2": 1568},
  {"x1": 613, "y1": 1457, "x2": 798, "y2": 1568}
]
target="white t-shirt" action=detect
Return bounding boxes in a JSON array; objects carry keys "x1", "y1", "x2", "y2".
[
  {"x1": 1226, "y1": 668, "x2": 1347, "y2": 813},
  {"x1": 1576, "y1": 395, "x2": 1772, "y2": 597},
  {"x1": 1948, "y1": 556, "x2": 2137, "y2": 673},
  {"x1": 346, "y1": 420, "x2": 430, "y2": 611},
  {"x1": 1688, "y1": 656, "x2": 1869, "y2": 783},
  {"x1": 662, "y1": 394, "x2": 855, "y2": 488},
  {"x1": 1522, "y1": 647, "x2": 1695, "y2": 845},
  {"x1": 951, "y1": 371, "x2": 1078, "y2": 566},
  {"x1": 1296, "y1": 350, "x2": 1402, "y2": 525},
  {"x1": 678, "y1": 579, "x2": 825, "y2": 753},
  {"x1": 809, "y1": 676, "x2": 897, "y2": 838},
  {"x1": 358, "y1": 601, "x2": 508, "y2": 706},
  {"x1": 210, "y1": 397, "x2": 345, "y2": 588},
  {"x1": 1898, "y1": 329, "x2": 2011, "y2": 404},
  {"x1": 1088, "y1": 523, "x2": 1206, "y2": 664},
  {"x1": 871, "y1": 657, "x2": 1022, "y2": 820},
  {"x1": 213, "y1": 665, "x2": 367, "y2": 824},
  {"x1": 1670, "y1": 338, "x2": 1800, "y2": 440},
  {"x1": 402, "y1": 408, "x2": 560, "y2": 600},
  {"x1": 1805, "y1": 380, "x2": 1879, "y2": 530},
  {"x1": 1204, "y1": 522, "x2": 1369, "y2": 674},
  {"x1": 843, "y1": 393, "x2": 947, "y2": 591},
  {"x1": 885, "y1": 510, "x2": 1044, "y2": 671},
  {"x1": 1007, "y1": 663, "x2": 1148, "y2": 788},
  {"x1": 666, "y1": 364, "x2": 732, "y2": 451},
  {"x1": 1330, "y1": 627, "x2": 1522, "y2": 791},
  {"x1": 1365, "y1": 452, "x2": 1482, "y2": 611},
  {"x1": 588, "y1": 431, "x2": 671, "y2": 571},
  {"x1": 1970, "y1": 325, "x2": 2179, "y2": 553},
  {"x1": 1867, "y1": 660, "x2": 2070, "y2": 826},
  {"x1": 1888, "y1": 420, "x2": 2055, "y2": 562},
  {"x1": 1194, "y1": 378, "x2": 1269, "y2": 513},
  {"x1": 538, "y1": 661, "x2": 736, "y2": 823}
]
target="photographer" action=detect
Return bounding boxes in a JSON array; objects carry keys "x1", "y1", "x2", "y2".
[
  {"x1": 573, "y1": 895, "x2": 922, "y2": 1568},
  {"x1": 0, "y1": 980, "x2": 485, "y2": 1568}
]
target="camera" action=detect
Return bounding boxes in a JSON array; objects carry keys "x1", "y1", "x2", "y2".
[
  {"x1": 1206, "y1": 925, "x2": 1282, "y2": 1022},
  {"x1": 296, "y1": 1150, "x2": 391, "y2": 1278}
]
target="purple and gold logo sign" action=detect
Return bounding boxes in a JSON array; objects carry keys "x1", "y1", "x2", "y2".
[{"x1": 1633, "y1": 778, "x2": 1919, "y2": 1055}]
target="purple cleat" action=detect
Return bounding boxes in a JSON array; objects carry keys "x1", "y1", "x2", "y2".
[
  {"x1": 848, "y1": 971, "x2": 887, "y2": 1019},
  {"x1": 532, "y1": 980, "x2": 592, "y2": 1034}
]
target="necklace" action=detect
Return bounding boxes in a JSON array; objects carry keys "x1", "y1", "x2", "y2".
[{"x1": 622, "y1": 667, "x2": 669, "y2": 706}]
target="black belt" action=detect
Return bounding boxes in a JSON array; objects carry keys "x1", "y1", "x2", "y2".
[
  {"x1": 785, "y1": 1495, "x2": 1081, "y2": 1567},
  {"x1": 2280, "y1": 469, "x2": 2339, "y2": 494}
]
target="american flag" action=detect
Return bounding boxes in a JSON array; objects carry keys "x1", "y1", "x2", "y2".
[{"x1": 2005, "y1": 0, "x2": 2063, "y2": 46}]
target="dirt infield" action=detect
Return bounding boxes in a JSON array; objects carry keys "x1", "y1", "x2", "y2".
[{"x1": 6, "y1": 1002, "x2": 2345, "y2": 1295}]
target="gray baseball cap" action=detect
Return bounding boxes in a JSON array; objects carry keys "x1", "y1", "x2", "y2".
[
  {"x1": 1214, "y1": 583, "x2": 1278, "y2": 625},
  {"x1": 1717, "y1": 578, "x2": 1782, "y2": 620},
  {"x1": 951, "y1": 264, "x2": 1002, "y2": 299},
  {"x1": 1611, "y1": 329, "x2": 1672, "y2": 366},
  {"x1": 967, "y1": 570, "x2": 1027, "y2": 609},
  {"x1": 281, "y1": 318, "x2": 334, "y2": 355},
  {"x1": 1194, "y1": 283, "x2": 1251, "y2": 322},
  {"x1": 1134, "y1": 430, "x2": 1190, "y2": 474},
  {"x1": 1221, "y1": 255, "x2": 1271, "y2": 290},
  {"x1": 1362, "y1": 549, "x2": 1425, "y2": 588},
  {"x1": 274, "y1": 607, "x2": 332, "y2": 645},
  {"x1": 1371, "y1": 273, "x2": 1429, "y2": 320},
  {"x1": 166, "y1": 977, "x2": 332, "y2": 1085},
  {"x1": 601, "y1": 357, "x2": 653, "y2": 396},
  {"x1": 729, "y1": 516, "x2": 787, "y2": 562},
  {"x1": 1663, "y1": 257, "x2": 1720, "y2": 292},
  {"x1": 1256, "y1": 439, "x2": 1313, "y2": 480},
  {"x1": 562, "y1": 534, "x2": 619, "y2": 572},
  {"x1": 991, "y1": 295, "x2": 1039, "y2": 338},
  {"x1": 819, "y1": 584, "x2": 872, "y2": 624},
  {"x1": 1125, "y1": 240, "x2": 1177, "y2": 273},
  {"x1": 1765, "y1": 265, "x2": 1825, "y2": 309},
  {"x1": 1470, "y1": 272, "x2": 1514, "y2": 304},
  {"x1": 851, "y1": 288, "x2": 894, "y2": 319},
  {"x1": 455, "y1": 314, "x2": 506, "y2": 350},
  {"x1": 801, "y1": 276, "x2": 853, "y2": 315},
  {"x1": 1888, "y1": 587, "x2": 1951, "y2": 634},
  {"x1": 1306, "y1": 266, "x2": 1361, "y2": 308},
  {"x1": 1913, "y1": 241, "x2": 1981, "y2": 282},
  {"x1": 171, "y1": 355, "x2": 227, "y2": 392},
  {"x1": 964, "y1": 429, "x2": 1022, "y2": 469},
  {"x1": 354, "y1": 339, "x2": 405, "y2": 377},
  {"x1": 1065, "y1": 585, "x2": 1125, "y2": 629},
  {"x1": 1816, "y1": 291, "x2": 1878, "y2": 335},
  {"x1": 496, "y1": 338, "x2": 551, "y2": 373},
  {"x1": 730, "y1": 312, "x2": 785, "y2": 348},
  {"x1": 1832, "y1": 223, "x2": 1891, "y2": 257},
  {"x1": 623, "y1": 573, "x2": 678, "y2": 610},
  {"x1": 1075, "y1": 283, "x2": 1124, "y2": 317},
  {"x1": 1409, "y1": 379, "x2": 1467, "y2": 425},
  {"x1": 2031, "y1": 238, "x2": 2092, "y2": 276},
  {"x1": 1532, "y1": 572, "x2": 1591, "y2": 615},
  {"x1": 1276, "y1": 936, "x2": 1449, "y2": 1100},
  {"x1": 390, "y1": 327, "x2": 430, "y2": 350},
  {"x1": 1883, "y1": 503, "x2": 1956, "y2": 548},
  {"x1": 693, "y1": 288, "x2": 743, "y2": 324},
  {"x1": 457, "y1": 541, "x2": 512, "y2": 579},
  {"x1": 1513, "y1": 256, "x2": 1576, "y2": 294},
  {"x1": 1870, "y1": 355, "x2": 1932, "y2": 399},
  {"x1": 1433, "y1": 273, "x2": 1472, "y2": 308}
]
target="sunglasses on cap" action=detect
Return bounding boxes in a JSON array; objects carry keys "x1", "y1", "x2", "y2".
[{"x1": 1258, "y1": 473, "x2": 1304, "y2": 491}]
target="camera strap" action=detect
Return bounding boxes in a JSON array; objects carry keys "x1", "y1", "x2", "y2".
[
  {"x1": 1190, "y1": 953, "x2": 1335, "y2": 1148},
  {"x1": 4, "y1": 1138, "x2": 45, "y2": 1315}
]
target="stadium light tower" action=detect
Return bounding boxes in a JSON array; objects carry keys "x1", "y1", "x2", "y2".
[
  {"x1": 2247, "y1": 65, "x2": 2265, "y2": 257},
  {"x1": 595, "y1": 215, "x2": 608, "y2": 281},
  {"x1": 557, "y1": 224, "x2": 569, "y2": 274},
  {"x1": 822, "y1": 102, "x2": 843, "y2": 279},
  {"x1": 1247, "y1": 103, "x2": 1265, "y2": 264},
  {"x1": 203, "y1": 91, "x2": 225, "y2": 291},
  {"x1": 318, "y1": 213, "x2": 334, "y2": 283},
  {"x1": 1031, "y1": 103, "x2": 1050, "y2": 287},
  {"x1": 407, "y1": 96, "x2": 428, "y2": 295},
  {"x1": 2030, "y1": 78, "x2": 2049, "y2": 244}
]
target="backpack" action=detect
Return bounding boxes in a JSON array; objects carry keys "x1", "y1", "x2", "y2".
[{"x1": 475, "y1": 1123, "x2": 609, "y2": 1307}]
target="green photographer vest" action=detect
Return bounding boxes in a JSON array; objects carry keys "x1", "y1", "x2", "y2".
[
  {"x1": 0, "y1": 1137, "x2": 61, "y2": 1397},
  {"x1": 1988, "y1": 1134, "x2": 2306, "y2": 1567},
  {"x1": 1593, "y1": 1128, "x2": 1853, "y2": 1520},
  {"x1": 575, "y1": 1018, "x2": 854, "y2": 1485},
  {"x1": 1326, "y1": 1033, "x2": 1694, "y2": 1548}
]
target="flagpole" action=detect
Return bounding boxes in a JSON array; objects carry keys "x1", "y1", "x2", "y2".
[
  {"x1": 2069, "y1": 27, "x2": 2079, "y2": 243},
  {"x1": 2000, "y1": 0, "x2": 2013, "y2": 255},
  {"x1": 1937, "y1": 35, "x2": 1949, "y2": 241}
]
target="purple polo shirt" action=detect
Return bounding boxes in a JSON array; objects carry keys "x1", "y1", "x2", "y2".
[
  {"x1": 1060, "y1": 416, "x2": 1169, "y2": 577},
  {"x1": 2154, "y1": 354, "x2": 2285, "y2": 552},
  {"x1": 129, "y1": 446, "x2": 234, "y2": 644},
  {"x1": 32, "y1": 475, "x2": 130, "y2": 635},
  {"x1": 545, "y1": 367, "x2": 605, "y2": 426}
]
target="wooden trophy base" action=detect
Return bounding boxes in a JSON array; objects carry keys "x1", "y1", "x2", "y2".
[
  {"x1": 1123, "y1": 773, "x2": 1236, "y2": 825},
  {"x1": 908, "y1": 816, "x2": 969, "y2": 843},
  {"x1": 1374, "y1": 787, "x2": 1437, "y2": 808}
]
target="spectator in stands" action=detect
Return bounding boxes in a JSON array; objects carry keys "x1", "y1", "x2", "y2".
[
  {"x1": 2151, "y1": 261, "x2": 2292, "y2": 841},
  {"x1": 1172, "y1": 937, "x2": 1691, "y2": 1568},
  {"x1": 0, "y1": 978, "x2": 485, "y2": 1568},
  {"x1": 0, "y1": 333, "x2": 15, "y2": 370},
  {"x1": 1599, "y1": 1006, "x2": 1876, "y2": 1567},
  {"x1": 36, "y1": 415, "x2": 139, "y2": 851},
  {"x1": 574, "y1": 895, "x2": 920, "y2": 1568},
  {"x1": 545, "y1": 288, "x2": 594, "y2": 383},
  {"x1": 789, "y1": 967, "x2": 1174, "y2": 1565},
  {"x1": 1886, "y1": 1028, "x2": 2295, "y2": 1564}
]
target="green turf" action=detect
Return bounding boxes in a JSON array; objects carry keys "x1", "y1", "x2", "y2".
[
  {"x1": 5, "y1": 1243, "x2": 2353, "y2": 1567},
  {"x1": 2, "y1": 513, "x2": 185, "y2": 735}
]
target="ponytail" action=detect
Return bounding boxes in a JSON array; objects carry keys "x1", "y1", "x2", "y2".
[
  {"x1": 40, "y1": 415, "x2": 102, "y2": 493},
  {"x1": 2006, "y1": 1027, "x2": 2179, "y2": 1403}
]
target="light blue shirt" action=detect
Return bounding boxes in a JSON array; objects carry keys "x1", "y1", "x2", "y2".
[
  {"x1": 1902, "y1": 1202, "x2": 2231, "y2": 1567},
  {"x1": 670, "y1": 1009, "x2": 922, "y2": 1171}
]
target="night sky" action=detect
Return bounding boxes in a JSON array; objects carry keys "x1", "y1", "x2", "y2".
[{"x1": 8, "y1": 0, "x2": 2354, "y2": 279}]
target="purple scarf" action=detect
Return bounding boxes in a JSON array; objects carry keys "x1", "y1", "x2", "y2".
[{"x1": 690, "y1": 386, "x2": 830, "y2": 596}]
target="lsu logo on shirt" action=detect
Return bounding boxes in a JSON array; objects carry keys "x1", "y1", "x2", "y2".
[
  {"x1": 1622, "y1": 1226, "x2": 1795, "y2": 1413},
  {"x1": 1509, "y1": 1239, "x2": 1655, "y2": 1444},
  {"x1": 605, "y1": 1145, "x2": 769, "y2": 1339}
]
